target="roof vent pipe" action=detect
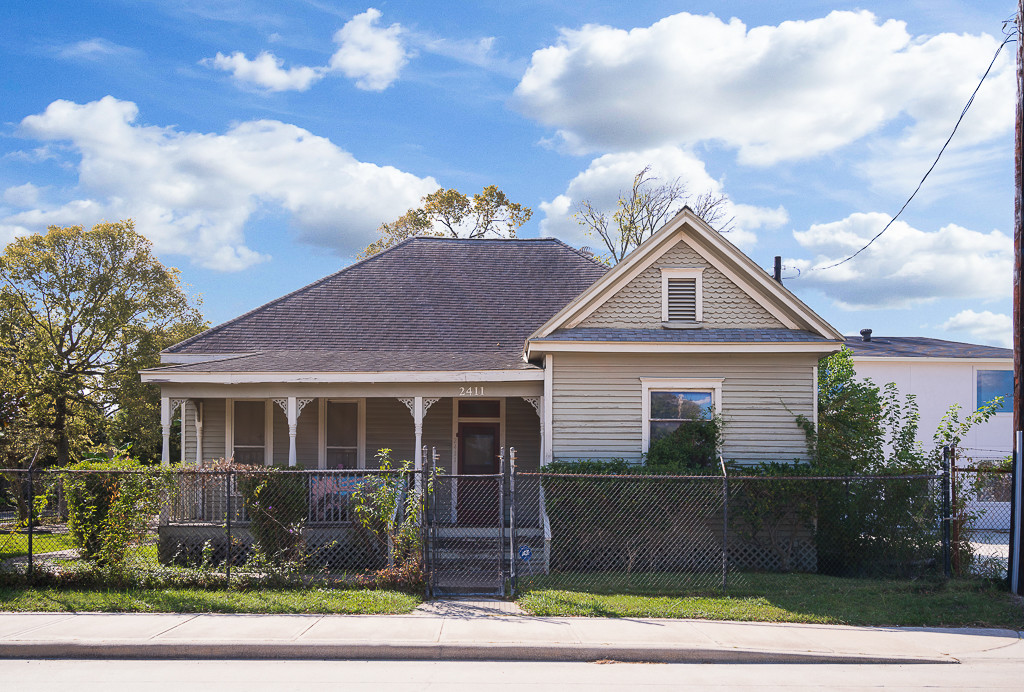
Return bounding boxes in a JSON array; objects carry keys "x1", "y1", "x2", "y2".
[
  {"x1": 773, "y1": 256, "x2": 782, "y2": 284},
  {"x1": 860, "y1": 328, "x2": 872, "y2": 342}
]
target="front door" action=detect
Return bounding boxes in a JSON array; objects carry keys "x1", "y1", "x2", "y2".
[{"x1": 457, "y1": 421, "x2": 500, "y2": 525}]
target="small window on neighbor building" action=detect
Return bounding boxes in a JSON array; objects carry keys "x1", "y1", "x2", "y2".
[
  {"x1": 661, "y1": 267, "x2": 703, "y2": 324},
  {"x1": 977, "y1": 370, "x2": 1013, "y2": 413}
]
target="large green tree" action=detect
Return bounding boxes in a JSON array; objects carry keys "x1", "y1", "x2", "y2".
[
  {"x1": 0, "y1": 221, "x2": 205, "y2": 466},
  {"x1": 358, "y1": 185, "x2": 533, "y2": 259}
]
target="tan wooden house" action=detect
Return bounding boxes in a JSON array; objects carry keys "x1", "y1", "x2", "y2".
[{"x1": 141, "y1": 208, "x2": 845, "y2": 474}]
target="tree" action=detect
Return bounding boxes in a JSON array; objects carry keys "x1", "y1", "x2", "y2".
[
  {"x1": 359, "y1": 185, "x2": 533, "y2": 259},
  {"x1": 573, "y1": 165, "x2": 735, "y2": 264},
  {"x1": 0, "y1": 221, "x2": 205, "y2": 467}
]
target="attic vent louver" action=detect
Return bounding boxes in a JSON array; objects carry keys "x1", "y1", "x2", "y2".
[{"x1": 667, "y1": 277, "x2": 697, "y2": 321}]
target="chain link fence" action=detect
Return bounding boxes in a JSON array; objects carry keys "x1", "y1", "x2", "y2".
[
  {"x1": 952, "y1": 462, "x2": 1012, "y2": 579},
  {"x1": 0, "y1": 449, "x2": 1012, "y2": 595},
  {"x1": 0, "y1": 467, "x2": 419, "y2": 587}
]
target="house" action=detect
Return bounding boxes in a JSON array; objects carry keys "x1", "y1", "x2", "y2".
[
  {"x1": 846, "y1": 331, "x2": 1013, "y2": 459},
  {"x1": 141, "y1": 209, "x2": 846, "y2": 474}
]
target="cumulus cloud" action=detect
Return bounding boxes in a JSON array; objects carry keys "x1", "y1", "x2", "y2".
[
  {"x1": 204, "y1": 51, "x2": 325, "y2": 92},
  {"x1": 3, "y1": 183, "x2": 43, "y2": 208},
  {"x1": 5, "y1": 96, "x2": 438, "y2": 270},
  {"x1": 329, "y1": 7, "x2": 408, "y2": 90},
  {"x1": 539, "y1": 146, "x2": 786, "y2": 251},
  {"x1": 941, "y1": 310, "x2": 1011, "y2": 348},
  {"x1": 786, "y1": 213, "x2": 1011, "y2": 310},
  {"x1": 514, "y1": 10, "x2": 1012, "y2": 166}
]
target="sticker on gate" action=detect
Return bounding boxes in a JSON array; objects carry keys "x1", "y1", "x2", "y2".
[{"x1": 518, "y1": 545, "x2": 532, "y2": 562}]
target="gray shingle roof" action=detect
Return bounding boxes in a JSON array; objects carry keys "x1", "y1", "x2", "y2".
[
  {"x1": 534, "y1": 328, "x2": 834, "y2": 343},
  {"x1": 163, "y1": 238, "x2": 607, "y2": 371},
  {"x1": 844, "y1": 336, "x2": 1011, "y2": 359},
  {"x1": 152, "y1": 349, "x2": 538, "y2": 373}
]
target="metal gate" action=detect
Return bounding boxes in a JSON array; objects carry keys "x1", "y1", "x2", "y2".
[{"x1": 424, "y1": 448, "x2": 507, "y2": 597}]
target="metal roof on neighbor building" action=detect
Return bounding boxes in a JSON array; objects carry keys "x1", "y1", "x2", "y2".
[
  {"x1": 159, "y1": 237, "x2": 607, "y2": 371},
  {"x1": 844, "y1": 336, "x2": 1012, "y2": 359}
]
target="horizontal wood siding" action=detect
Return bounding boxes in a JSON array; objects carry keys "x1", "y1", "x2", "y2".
[
  {"x1": 423, "y1": 398, "x2": 454, "y2": 473},
  {"x1": 203, "y1": 399, "x2": 226, "y2": 461},
  {"x1": 297, "y1": 399, "x2": 318, "y2": 469},
  {"x1": 551, "y1": 352, "x2": 815, "y2": 463},
  {"x1": 272, "y1": 402, "x2": 288, "y2": 465},
  {"x1": 506, "y1": 397, "x2": 541, "y2": 472},
  {"x1": 182, "y1": 400, "x2": 198, "y2": 463},
  {"x1": 365, "y1": 397, "x2": 416, "y2": 468}
]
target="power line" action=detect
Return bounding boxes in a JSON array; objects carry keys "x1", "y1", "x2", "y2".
[{"x1": 795, "y1": 30, "x2": 1014, "y2": 276}]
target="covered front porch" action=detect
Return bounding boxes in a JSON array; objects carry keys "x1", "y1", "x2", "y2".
[{"x1": 154, "y1": 376, "x2": 549, "y2": 476}]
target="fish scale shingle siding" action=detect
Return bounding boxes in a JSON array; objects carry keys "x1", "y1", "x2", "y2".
[{"x1": 578, "y1": 239, "x2": 784, "y2": 329}]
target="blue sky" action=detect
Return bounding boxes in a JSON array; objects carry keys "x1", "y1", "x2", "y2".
[{"x1": 0, "y1": 1, "x2": 1016, "y2": 345}]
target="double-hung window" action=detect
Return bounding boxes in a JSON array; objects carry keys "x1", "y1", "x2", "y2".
[
  {"x1": 325, "y1": 400, "x2": 360, "y2": 469},
  {"x1": 641, "y1": 378, "x2": 722, "y2": 453}
]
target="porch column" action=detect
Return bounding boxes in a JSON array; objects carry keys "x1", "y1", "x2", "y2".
[
  {"x1": 523, "y1": 396, "x2": 544, "y2": 467},
  {"x1": 274, "y1": 398, "x2": 314, "y2": 468},
  {"x1": 398, "y1": 397, "x2": 440, "y2": 473},
  {"x1": 195, "y1": 401, "x2": 204, "y2": 464},
  {"x1": 160, "y1": 396, "x2": 171, "y2": 467}
]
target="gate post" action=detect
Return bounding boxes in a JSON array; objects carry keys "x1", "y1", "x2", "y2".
[
  {"x1": 27, "y1": 468, "x2": 34, "y2": 578},
  {"x1": 509, "y1": 447, "x2": 517, "y2": 598},
  {"x1": 497, "y1": 447, "x2": 505, "y2": 594},
  {"x1": 942, "y1": 446, "x2": 952, "y2": 579},
  {"x1": 719, "y1": 456, "x2": 728, "y2": 592}
]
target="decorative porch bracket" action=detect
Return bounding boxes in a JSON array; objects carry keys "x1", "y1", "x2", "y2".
[
  {"x1": 398, "y1": 397, "x2": 440, "y2": 474},
  {"x1": 274, "y1": 397, "x2": 314, "y2": 467}
]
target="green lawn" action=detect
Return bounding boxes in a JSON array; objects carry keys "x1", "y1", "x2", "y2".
[
  {"x1": 0, "y1": 586, "x2": 421, "y2": 614},
  {"x1": 517, "y1": 572, "x2": 1024, "y2": 629},
  {"x1": 0, "y1": 531, "x2": 78, "y2": 560}
]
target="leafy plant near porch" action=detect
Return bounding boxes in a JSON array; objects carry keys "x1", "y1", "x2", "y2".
[
  {"x1": 236, "y1": 467, "x2": 308, "y2": 566},
  {"x1": 350, "y1": 449, "x2": 427, "y2": 588},
  {"x1": 61, "y1": 450, "x2": 174, "y2": 568}
]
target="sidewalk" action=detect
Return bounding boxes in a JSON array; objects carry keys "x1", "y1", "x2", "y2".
[{"x1": 0, "y1": 600, "x2": 1020, "y2": 664}]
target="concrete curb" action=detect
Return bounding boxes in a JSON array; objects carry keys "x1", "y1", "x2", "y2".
[{"x1": 0, "y1": 640, "x2": 956, "y2": 664}]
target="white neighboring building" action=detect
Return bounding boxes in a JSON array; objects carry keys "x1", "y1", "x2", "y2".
[{"x1": 846, "y1": 330, "x2": 1013, "y2": 461}]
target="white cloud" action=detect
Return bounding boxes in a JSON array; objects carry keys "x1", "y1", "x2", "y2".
[
  {"x1": 3, "y1": 183, "x2": 42, "y2": 208},
  {"x1": 57, "y1": 38, "x2": 136, "y2": 60},
  {"x1": 942, "y1": 310, "x2": 1011, "y2": 348},
  {"x1": 203, "y1": 8, "x2": 409, "y2": 92},
  {"x1": 329, "y1": 8, "x2": 408, "y2": 91},
  {"x1": 786, "y1": 213, "x2": 1011, "y2": 309},
  {"x1": 204, "y1": 51, "x2": 325, "y2": 92},
  {"x1": 514, "y1": 11, "x2": 1012, "y2": 166},
  {"x1": 539, "y1": 146, "x2": 785, "y2": 251},
  {"x1": 5, "y1": 96, "x2": 438, "y2": 270}
]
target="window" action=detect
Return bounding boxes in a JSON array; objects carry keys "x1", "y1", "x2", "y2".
[
  {"x1": 661, "y1": 267, "x2": 704, "y2": 325},
  {"x1": 977, "y1": 370, "x2": 1013, "y2": 413},
  {"x1": 233, "y1": 400, "x2": 266, "y2": 465},
  {"x1": 650, "y1": 391, "x2": 714, "y2": 442},
  {"x1": 641, "y1": 378, "x2": 722, "y2": 452},
  {"x1": 325, "y1": 400, "x2": 359, "y2": 469}
]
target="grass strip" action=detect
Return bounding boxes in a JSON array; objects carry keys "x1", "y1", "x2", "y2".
[
  {"x1": 0, "y1": 587, "x2": 421, "y2": 614},
  {"x1": 517, "y1": 573, "x2": 1024, "y2": 629}
]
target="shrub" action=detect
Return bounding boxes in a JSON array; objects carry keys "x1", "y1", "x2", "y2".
[
  {"x1": 236, "y1": 467, "x2": 308, "y2": 565},
  {"x1": 61, "y1": 452, "x2": 172, "y2": 568},
  {"x1": 644, "y1": 415, "x2": 723, "y2": 473}
]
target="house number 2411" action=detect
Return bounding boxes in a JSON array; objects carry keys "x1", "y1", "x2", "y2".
[{"x1": 459, "y1": 386, "x2": 485, "y2": 396}]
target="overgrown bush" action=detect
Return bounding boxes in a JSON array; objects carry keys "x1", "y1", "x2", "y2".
[
  {"x1": 350, "y1": 449, "x2": 427, "y2": 588},
  {"x1": 61, "y1": 451, "x2": 172, "y2": 568},
  {"x1": 236, "y1": 467, "x2": 308, "y2": 566},
  {"x1": 644, "y1": 415, "x2": 723, "y2": 473}
]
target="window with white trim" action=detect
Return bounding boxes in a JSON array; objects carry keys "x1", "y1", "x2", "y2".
[
  {"x1": 232, "y1": 400, "x2": 266, "y2": 465},
  {"x1": 661, "y1": 267, "x2": 704, "y2": 325},
  {"x1": 641, "y1": 378, "x2": 722, "y2": 453},
  {"x1": 325, "y1": 400, "x2": 359, "y2": 469}
]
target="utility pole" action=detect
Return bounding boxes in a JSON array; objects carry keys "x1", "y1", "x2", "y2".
[{"x1": 1012, "y1": 0, "x2": 1023, "y2": 595}]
